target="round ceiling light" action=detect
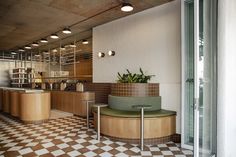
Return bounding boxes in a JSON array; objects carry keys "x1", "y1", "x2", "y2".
[
  {"x1": 70, "y1": 43, "x2": 76, "y2": 48},
  {"x1": 62, "y1": 28, "x2": 72, "y2": 34},
  {"x1": 82, "y1": 39, "x2": 89, "y2": 44},
  {"x1": 40, "y1": 38, "x2": 48, "y2": 43},
  {"x1": 44, "y1": 51, "x2": 50, "y2": 54},
  {"x1": 50, "y1": 34, "x2": 59, "y2": 39},
  {"x1": 18, "y1": 48, "x2": 25, "y2": 52},
  {"x1": 24, "y1": 45, "x2": 31, "y2": 49},
  {"x1": 52, "y1": 49, "x2": 57, "y2": 52},
  {"x1": 60, "y1": 46, "x2": 66, "y2": 50},
  {"x1": 11, "y1": 51, "x2": 17, "y2": 55},
  {"x1": 121, "y1": 2, "x2": 133, "y2": 12},
  {"x1": 32, "y1": 42, "x2": 39, "y2": 47}
]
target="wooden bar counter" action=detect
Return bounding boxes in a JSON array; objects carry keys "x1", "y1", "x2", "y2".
[
  {"x1": 1, "y1": 87, "x2": 51, "y2": 123},
  {"x1": 10, "y1": 90, "x2": 20, "y2": 117},
  {"x1": 51, "y1": 90, "x2": 95, "y2": 117},
  {"x1": 2, "y1": 89, "x2": 10, "y2": 113},
  {"x1": 19, "y1": 91, "x2": 51, "y2": 122}
]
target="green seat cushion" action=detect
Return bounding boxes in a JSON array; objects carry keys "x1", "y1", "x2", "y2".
[
  {"x1": 108, "y1": 95, "x2": 161, "y2": 111},
  {"x1": 92, "y1": 106, "x2": 176, "y2": 118}
]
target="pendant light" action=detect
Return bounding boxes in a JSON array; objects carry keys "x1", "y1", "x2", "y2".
[
  {"x1": 18, "y1": 48, "x2": 25, "y2": 52},
  {"x1": 40, "y1": 38, "x2": 48, "y2": 43},
  {"x1": 62, "y1": 28, "x2": 72, "y2": 34},
  {"x1": 60, "y1": 46, "x2": 66, "y2": 50},
  {"x1": 52, "y1": 49, "x2": 57, "y2": 52},
  {"x1": 11, "y1": 51, "x2": 17, "y2": 55},
  {"x1": 50, "y1": 34, "x2": 59, "y2": 39},
  {"x1": 121, "y1": 2, "x2": 133, "y2": 12},
  {"x1": 70, "y1": 43, "x2": 76, "y2": 48},
  {"x1": 24, "y1": 45, "x2": 31, "y2": 49},
  {"x1": 82, "y1": 39, "x2": 89, "y2": 44},
  {"x1": 32, "y1": 42, "x2": 39, "y2": 47}
]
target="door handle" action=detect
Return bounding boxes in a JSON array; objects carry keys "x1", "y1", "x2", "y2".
[{"x1": 186, "y1": 78, "x2": 194, "y2": 83}]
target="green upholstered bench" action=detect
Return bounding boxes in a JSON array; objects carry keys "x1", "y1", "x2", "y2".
[
  {"x1": 108, "y1": 95, "x2": 162, "y2": 111},
  {"x1": 92, "y1": 106, "x2": 176, "y2": 118}
]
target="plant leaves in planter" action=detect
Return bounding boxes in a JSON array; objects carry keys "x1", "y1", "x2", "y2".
[{"x1": 117, "y1": 68, "x2": 155, "y2": 83}]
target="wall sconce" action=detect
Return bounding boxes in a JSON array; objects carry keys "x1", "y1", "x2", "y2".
[
  {"x1": 98, "y1": 52, "x2": 105, "y2": 58},
  {"x1": 108, "y1": 50, "x2": 115, "y2": 56}
]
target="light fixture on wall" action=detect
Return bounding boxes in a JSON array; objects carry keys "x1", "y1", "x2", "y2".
[
  {"x1": 18, "y1": 48, "x2": 25, "y2": 52},
  {"x1": 40, "y1": 38, "x2": 48, "y2": 43},
  {"x1": 121, "y1": 2, "x2": 133, "y2": 12},
  {"x1": 98, "y1": 52, "x2": 105, "y2": 58},
  {"x1": 108, "y1": 50, "x2": 115, "y2": 56},
  {"x1": 82, "y1": 39, "x2": 89, "y2": 44},
  {"x1": 24, "y1": 45, "x2": 31, "y2": 49},
  {"x1": 32, "y1": 42, "x2": 39, "y2": 47},
  {"x1": 62, "y1": 27, "x2": 72, "y2": 34},
  {"x1": 50, "y1": 34, "x2": 59, "y2": 39}
]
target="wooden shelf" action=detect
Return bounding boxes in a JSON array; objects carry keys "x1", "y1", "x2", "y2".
[{"x1": 34, "y1": 75, "x2": 92, "y2": 80}]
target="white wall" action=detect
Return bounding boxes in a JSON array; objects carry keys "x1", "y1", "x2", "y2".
[
  {"x1": 217, "y1": 0, "x2": 236, "y2": 156},
  {"x1": 93, "y1": 0, "x2": 181, "y2": 133}
]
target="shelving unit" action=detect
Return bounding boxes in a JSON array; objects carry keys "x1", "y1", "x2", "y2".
[{"x1": 11, "y1": 68, "x2": 35, "y2": 87}]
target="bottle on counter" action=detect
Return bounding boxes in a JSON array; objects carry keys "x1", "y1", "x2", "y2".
[
  {"x1": 76, "y1": 82, "x2": 84, "y2": 92},
  {"x1": 60, "y1": 80, "x2": 67, "y2": 91},
  {"x1": 41, "y1": 83, "x2": 46, "y2": 89}
]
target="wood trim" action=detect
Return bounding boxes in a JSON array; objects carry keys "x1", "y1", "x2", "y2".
[{"x1": 93, "y1": 113, "x2": 176, "y2": 139}]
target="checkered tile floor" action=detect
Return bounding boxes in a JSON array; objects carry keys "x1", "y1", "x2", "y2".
[{"x1": 0, "y1": 113, "x2": 193, "y2": 157}]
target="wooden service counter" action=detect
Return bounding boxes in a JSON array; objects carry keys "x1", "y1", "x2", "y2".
[
  {"x1": 20, "y1": 91, "x2": 50, "y2": 122},
  {"x1": 51, "y1": 90, "x2": 95, "y2": 117},
  {"x1": 0, "y1": 87, "x2": 51, "y2": 123}
]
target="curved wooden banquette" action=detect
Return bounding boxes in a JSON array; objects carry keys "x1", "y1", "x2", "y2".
[{"x1": 93, "y1": 83, "x2": 177, "y2": 144}]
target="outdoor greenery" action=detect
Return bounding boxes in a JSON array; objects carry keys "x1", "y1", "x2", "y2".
[{"x1": 117, "y1": 68, "x2": 155, "y2": 83}]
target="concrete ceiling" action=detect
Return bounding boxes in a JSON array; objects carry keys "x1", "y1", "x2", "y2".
[{"x1": 0, "y1": 0, "x2": 173, "y2": 51}]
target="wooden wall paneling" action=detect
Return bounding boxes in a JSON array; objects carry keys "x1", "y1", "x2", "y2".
[{"x1": 76, "y1": 61, "x2": 92, "y2": 75}]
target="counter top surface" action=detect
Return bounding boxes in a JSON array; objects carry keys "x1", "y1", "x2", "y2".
[{"x1": 0, "y1": 87, "x2": 95, "y2": 94}]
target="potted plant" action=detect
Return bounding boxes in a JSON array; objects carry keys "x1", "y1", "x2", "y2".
[
  {"x1": 109, "y1": 68, "x2": 160, "y2": 111},
  {"x1": 117, "y1": 68, "x2": 154, "y2": 83},
  {"x1": 111, "y1": 68, "x2": 158, "y2": 97}
]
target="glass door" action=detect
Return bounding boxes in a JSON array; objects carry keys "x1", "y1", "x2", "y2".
[
  {"x1": 182, "y1": 0, "x2": 217, "y2": 156},
  {"x1": 197, "y1": 0, "x2": 217, "y2": 156},
  {"x1": 182, "y1": 0, "x2": 194, "y2": 149}
]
